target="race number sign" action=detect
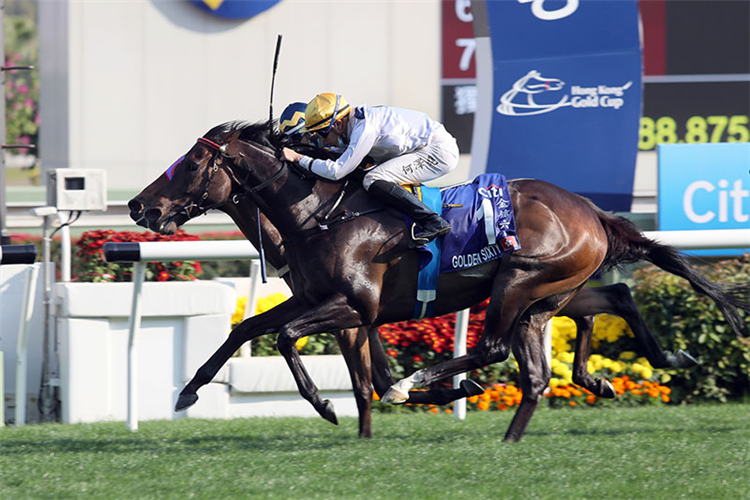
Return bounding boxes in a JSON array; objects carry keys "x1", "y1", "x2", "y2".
[
  {"x1": 477, "y1": 0, "x2": 642, "y2": 211},
  {"x1": 442, "y1": 0, "x2": 477, "y2": 153}
]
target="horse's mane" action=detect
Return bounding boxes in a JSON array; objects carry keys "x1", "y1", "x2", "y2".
[{"x1": 204, "y1": 119, "x2": 289, "y2": 150}]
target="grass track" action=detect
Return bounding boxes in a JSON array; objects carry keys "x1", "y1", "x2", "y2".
[{"x1": 2, "y1": 404, "x2": 749, "y2": 499}]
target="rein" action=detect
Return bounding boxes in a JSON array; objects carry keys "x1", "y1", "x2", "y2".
[{"x1": 180, "y1": 134, "x2": 384, "y2": 250}]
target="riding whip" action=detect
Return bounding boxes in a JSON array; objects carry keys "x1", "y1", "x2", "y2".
[{"x1": 256, "y1": 34, "x2": 283, "y2": 284}]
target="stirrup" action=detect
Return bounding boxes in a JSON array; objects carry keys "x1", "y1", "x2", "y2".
[{"x1": 410, "y1": 223, "x2": 430, "y2": 247}]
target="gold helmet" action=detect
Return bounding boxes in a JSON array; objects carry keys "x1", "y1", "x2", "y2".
[{"x1": 304, "y1": 93, "x2": 352, "y2": 133}]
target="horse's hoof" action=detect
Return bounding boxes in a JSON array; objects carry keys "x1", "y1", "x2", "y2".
[
  {"x1": 381, "y1": 387, "x2": 408, "y2": 405},
  {"x1": 175, "y1": 393, "x2": 199, "y2": 412},
  {"x1": 599, "y1": 379, "x2": 617, "y2": 399},
  {"x1": 319, "y1": 399, "x2": 338, "y2": 425},
  {"x1": 460, "y1": 379, "x2": 485, "y2": 398},
  {"x1": 673, "y1": 349, "x2": 699, "y2": 368}
]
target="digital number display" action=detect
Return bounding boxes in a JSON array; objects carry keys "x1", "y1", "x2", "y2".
[
  {"x1": 639, "y1": 115, "x2": 750, "y2": 151},
  {"x1": 640, "y1": 81, "x2": 750, "y2": 151}
]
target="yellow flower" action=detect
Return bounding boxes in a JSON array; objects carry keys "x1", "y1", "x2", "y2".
[
  {"x1": 295, "y1": 337, "x2": 308, "y2": 351},
  {"x1": 256, "y1": 292, "x2": 290, "y2": 315},
  {"x1": 619, "y1": 351, "x2": 636, "y2": 360},
  {"x1": 232, "y1": 296, "x2": 248, "y2": 325}
]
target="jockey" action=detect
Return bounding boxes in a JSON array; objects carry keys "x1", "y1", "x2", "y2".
[
  {"x1": 278, "y1": 101, "x2": 308, "y2": 142},
  {"x1": 282, "y1": 93, "x2": 458, "y2": 246}
]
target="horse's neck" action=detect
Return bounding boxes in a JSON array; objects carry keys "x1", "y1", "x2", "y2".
[{"x1": 221, "y1": 201, "x2": 286, "y2": 270}]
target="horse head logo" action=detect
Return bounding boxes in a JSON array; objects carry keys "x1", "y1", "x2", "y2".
[{"x1": 497, "y1": 70, "x2": 571, "y2": 116}]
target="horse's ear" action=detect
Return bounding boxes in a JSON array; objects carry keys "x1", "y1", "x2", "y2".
[
  {"x1": 219, "y1": 130, "x2": 242, "y2": 155},
  {"x1": 226, "y1": 130, "x2": 241, "y2": 144}
]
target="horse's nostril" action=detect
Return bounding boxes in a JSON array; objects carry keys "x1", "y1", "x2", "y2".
[
  {"x1": 128, "y1": 199, "x2": 143, "y2": 215},
  {"x1": 144, "y1": 208, "x2": 162, "y2": 223}
]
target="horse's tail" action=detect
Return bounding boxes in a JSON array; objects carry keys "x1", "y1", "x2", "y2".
[{"x1": 593, "y1": 205, "x2": 750, "y2": 338}]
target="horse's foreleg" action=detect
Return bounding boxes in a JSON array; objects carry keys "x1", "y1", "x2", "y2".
[
  {"x1": 276, "y1": 295, "x2": 365, "y2": 425},
  {"x1": 335, "y1": 327, "x2": 374, "y2": 438},
  {"x1": 504, "y1": 313, "x2": 551, "y2": 442},
  {"x1": 367, "y1": 326, "x2": 395, "y2": 397},
  {"x1": 175, "y1": 297, "x2": 305, "y2": 412}
]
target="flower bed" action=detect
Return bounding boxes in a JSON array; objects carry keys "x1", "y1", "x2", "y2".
[
  {"x1": 73, "y1": 229, "x2": 201, "y2": 282},
  {"x1": 25, "y1": 229, "x2": 744, "y2": 410}
]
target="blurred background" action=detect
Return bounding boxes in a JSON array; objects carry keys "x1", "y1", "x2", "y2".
[{"x1": 1, "y1": 0, "x2": 748, "y2": 235}]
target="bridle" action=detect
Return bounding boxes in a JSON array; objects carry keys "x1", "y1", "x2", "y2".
[{"x1": 175, "y1": 136, "x2": 286, "y2": 222}]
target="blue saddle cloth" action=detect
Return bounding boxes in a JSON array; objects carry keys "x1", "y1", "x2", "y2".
[{"x1": 412, "y1": 174, "x2": 520, "y2": 319}]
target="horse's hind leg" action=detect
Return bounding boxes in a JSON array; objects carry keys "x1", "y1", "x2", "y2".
[
  {"x1": 505, "y1": 310, "x2": 552, "y2": 442},
  {"x1": 570, "y1": 315, "x2": 616, "y2": 398},
  {"x1": 335, "y1": 327, "x2": 374, "y2": 438},
  {"x1": 560, "y1": 284, "x2": 697, "y2": 369},
  {"x1": 383, "y1": 269, "x2": 532, "y2": 404},
  {"x1": 176, "y1": 297, "x2": 306, "y2": 411}
]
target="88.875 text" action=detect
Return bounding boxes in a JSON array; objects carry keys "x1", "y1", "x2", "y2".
[{"x1": 639, "y1": 115, "x2": 749, "y2": 150}]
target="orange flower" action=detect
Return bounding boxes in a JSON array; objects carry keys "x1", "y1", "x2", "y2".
[
  {"x1": 586, "y1": 395, "x2": 597, "y2": 404},
  {"x1": 632, "y1": 389, "x2": 643, "y2": 396},
  {"x1": 661, "y1": 394, "x2": 670, "y2": 403},
  {"x1": 569, "y1": 401, "x2": 577, "y2": 407},
  {"x1": 429, "y1": 407, "x2": 439, "y2": 414},
  {"x1": 659, "y1": 386, "x2": 672, "y2": 395},
  {"x1": 477, "y1": 400, "x2": 490, "y2": 411},
  {"x1": 498, "y1": 403, "x2": 508, "y2": 411},
  {"x1": 467, "y1": 395, "x2": 479, "y2": 404}
]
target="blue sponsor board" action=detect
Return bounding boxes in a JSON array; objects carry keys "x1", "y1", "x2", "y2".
[
  {"x1": 483, "y1": 0, "x2": 641, "y2": 212},
  {"x1": 658, "y1": 143, "x2": 750, "y2": 255},
  {"x1": 190, "y1": 0, "x2": 280, "y2": 20}
]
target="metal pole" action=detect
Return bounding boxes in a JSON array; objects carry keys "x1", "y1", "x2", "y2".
[
  {"x1": 453, "y1": 308, "x2": 470, "y2": 420},
  {"x1": 38, "y1": 213, "x2": 59, "y2": 421},
  {"x1": 240, "y1": 260, "x2": 262, "y2": 358},
  {"x1": 15, "y1": 263, "x2": 39, "y2": 426},
  {"x1": 127, "y1": 262, "x2": 147, "y2": 431},
  {"x1": 57, "y1": 212, "x2": 71, "y2": 282}
]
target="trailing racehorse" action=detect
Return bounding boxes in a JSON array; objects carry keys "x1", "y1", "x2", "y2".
[{"x1": 132, "y1": 120, "x2": 748, "y2": 441}]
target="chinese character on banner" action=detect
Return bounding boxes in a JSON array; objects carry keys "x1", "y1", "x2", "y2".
[{"x1": 442, "y1": 0, "x2": 476, "y2": 153}]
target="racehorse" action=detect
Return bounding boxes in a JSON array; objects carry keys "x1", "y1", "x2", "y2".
[
  {"x1": 130, "y1": 170, "x2": 697, "y2": 434},
  {"x1": 132, "y1": 120, "x2": 747, "y2": 441}
]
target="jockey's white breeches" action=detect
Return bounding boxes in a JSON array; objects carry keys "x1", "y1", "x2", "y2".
[{"x1": 362, "y1": 129, "x2": 459, "y2": 190}]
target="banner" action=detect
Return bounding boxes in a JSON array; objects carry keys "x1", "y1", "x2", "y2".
[
  {"x1": 441, "y1": 0, "x2": 477, "y2": 153},
  {"x1": 470, "y1": 0, "x2": 642, "y2": 211},
  {"x1": 190, "y1": 0, "x2": 280, "y2": 20},
  {"x1": 657, "y1": 143, "x2": 750, "y2": 256}
]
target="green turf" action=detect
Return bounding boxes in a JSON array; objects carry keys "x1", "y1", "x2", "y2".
[{"x1": 1, "y1": 404, "x2": 749, "y2": 499}]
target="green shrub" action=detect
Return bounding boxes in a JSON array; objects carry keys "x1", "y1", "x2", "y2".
[{"x1": 632, "y1": 255, "x2": 750, "y2": 402}]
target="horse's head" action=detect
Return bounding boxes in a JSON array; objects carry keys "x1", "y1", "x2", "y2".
[
  {"x1": 128, "y1": 121, "x2": 264, "y2": 234},
  {"x1": 518, "y1": 70, "x2": 565, "y2": 94}
]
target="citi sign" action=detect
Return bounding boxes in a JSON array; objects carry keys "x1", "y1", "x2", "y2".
[
  {"x1": 658, "y1": 143, "x2": 750, "y2": 246},
  {"x1": 683, "y1": 178, "x2": 749, "y2": 224}
]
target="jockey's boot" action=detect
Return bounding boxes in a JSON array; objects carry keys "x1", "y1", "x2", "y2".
[{"x1": 368, "y1": 180, "x2": 451, "y2": 247}]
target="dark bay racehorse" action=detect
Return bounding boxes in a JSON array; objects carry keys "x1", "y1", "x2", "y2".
[{"x1": 132, "y1": 120, "x2": 748, "y2": 441}]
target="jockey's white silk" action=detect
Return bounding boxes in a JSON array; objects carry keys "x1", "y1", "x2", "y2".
[{"x1": 301, "y1": 105, "x2": 457, "y2": 184}]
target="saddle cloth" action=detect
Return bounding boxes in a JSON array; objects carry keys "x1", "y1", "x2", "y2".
[{"x1": 411, "y1": 173, "x2": 521, "y2": 319}]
